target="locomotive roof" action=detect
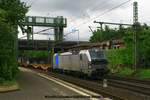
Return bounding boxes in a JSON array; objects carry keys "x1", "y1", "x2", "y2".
[{"x1": 60, "y1": 52, "x2": 72, "y2": 56}]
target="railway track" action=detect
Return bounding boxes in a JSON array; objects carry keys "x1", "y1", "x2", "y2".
[
  {"x1": 49, "y1": 73, "x2": 150, "y2": 100},
  {"x1": 108, "y1": 75, "x2": 150, "y2": 85},
  {"x1": 23, "y1": 67, "x2": 150, "y2": 100},
  {"x1": 27, "y1": 67, "x2": 125, "y2": 100},
  {"x1": 106, "y1": 75, "x2": 150, "y2": 96},
  {"x1": 49, "y1": 72, "x2": 125, "y2": 100},
  {"x1": 107, "y1": 79, "x2": 150, "y2": 96}
]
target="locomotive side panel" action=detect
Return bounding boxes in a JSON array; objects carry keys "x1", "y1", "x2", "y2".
[
  {"x1": 60, "y1": 55, "x2": 71, "y2": 70},
  {"x1": 70, "y1": 55, "x2": 80, "y2": 71}
]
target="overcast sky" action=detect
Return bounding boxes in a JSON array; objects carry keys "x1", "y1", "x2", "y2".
[{"x1": 19, "y1": 0, "x2": 150, "y2": 41}]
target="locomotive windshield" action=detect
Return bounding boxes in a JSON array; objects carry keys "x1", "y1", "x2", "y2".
[{"x1": 89, "y1": 49, "x2": 105, "y2": 60}]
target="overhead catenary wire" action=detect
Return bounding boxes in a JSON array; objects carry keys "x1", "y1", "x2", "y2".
[
  {"x1": 19, "y1": 28, "x2": 78, "y2": 39},
  {"x1": 19, "y1": 27, "x2": 54, "y2": 39},
  {"x1": 67, "y1": 0, "x2": 132, "y2": 42},
  {"x1": 69, "y1": 0, "x2": 114, "y2": 27},
  {"x1": 67, "y1": 0, "x2": 118, "y2": 33},
  {"x1": 90, "y1": 0, "x2": 113, "y2": 11},
  {"x1": 68, "y1": 0, "x2": 116, "y2": 28},
  {"x1": 64, "y1": 31, "x2": 75, "y2": 37},
  {"x1": 74, "y1": 0, "x2": 132, "y2": 28},
  {"x1": 20, "y1": 0, "x2": 132, "y2": 41},
  {"x1": 68, "y1": 1, "x2": 115, "y2": 35}
]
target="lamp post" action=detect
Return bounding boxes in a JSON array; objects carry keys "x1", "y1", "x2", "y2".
[
  {"x1": 72, "y1": 29, "x2": 80, "y2": 45},
  {"x1": 77, "y1": 29, "x2": 79, "y2": 45}
]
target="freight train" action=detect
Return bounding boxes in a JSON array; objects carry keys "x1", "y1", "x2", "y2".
[
  {"x1": 53, "y1": 48, "x2": 108, "y2": 78},
  {"x1": 19, "y1": 48, "x2": 108, "y2": 78},
  {"x1": 19, "y1": 57, "x2": 50, "y2": 71}
]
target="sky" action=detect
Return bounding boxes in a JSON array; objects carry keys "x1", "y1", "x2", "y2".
[{"x1": 19, "y1": 0, "x2": 150, "y2": 41}]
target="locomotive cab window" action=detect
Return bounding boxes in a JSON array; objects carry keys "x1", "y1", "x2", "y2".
[{"x1": 89, "y1": 49, "x2": 105, "y2": 60}]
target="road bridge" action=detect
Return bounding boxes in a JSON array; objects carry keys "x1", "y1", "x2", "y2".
[{"x1": 18, "y1": 39, "x2": 88, "y2": 51}]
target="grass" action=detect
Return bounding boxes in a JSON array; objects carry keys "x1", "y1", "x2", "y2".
[
  {"x1": 0, "y1": 80, "x2": 19, "y2": 93},
  {"x1": 134, "y1": 69, "x2": 150, "y2": 79},
  {"x1": 112, "y1": 67, "x2": 150, "y2": 80},
  {"x1": 117, "y1": 67, "x2": 134, "y2": 77},
  {"x1": 0, "y1": 80, "x2": 16, "y2": 86}
]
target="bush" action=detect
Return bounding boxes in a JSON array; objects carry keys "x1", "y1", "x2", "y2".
[
  {"x1": 0, "y1": 0, "x2": 28, "y2": 81},
  {"x1": 106, "y1": 48, "x2": 133, "y2": 73},
  {"x1": 117, "y1": 67, "x2": 134, "y2": 76},
  {"x1": 19, "y1": 50, "x2": 49, "y2": 58},
  {"x1": 0, "y1": 77, "x2": 5, "y2": 83},
  {"x1": 134, "y1": 69, "x2": 150, "y2": 79},
  {"x1": 0, "y1": 19, "x2": 18, "y2": 81}
]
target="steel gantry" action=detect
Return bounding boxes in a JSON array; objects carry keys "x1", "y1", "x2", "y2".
[{"x1": 20, "y1": 16, "x2": 67, "y2": 41}]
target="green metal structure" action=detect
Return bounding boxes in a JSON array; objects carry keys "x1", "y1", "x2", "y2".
[{"x1": 20, "y1": 16, "x2": 67, "y2": 41}]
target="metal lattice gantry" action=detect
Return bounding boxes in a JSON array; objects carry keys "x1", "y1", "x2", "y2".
[
  {"x1": 20, "y1": 16, "x2": 67, "y2": 41},
  {"x1": 22, "y1": 16, "x2": 67, "y2": 27}
]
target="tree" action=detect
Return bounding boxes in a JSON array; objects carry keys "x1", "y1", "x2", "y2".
[
  {"x1": 0, "y1": 0, "x2": 28, "y2": 25},
  {"x1": 90, "y1": 24, "x2": 150, "y2": 69},
  {"x1": 90, "y1": 25, "x2": 125, "y2": 42},
  {"x1": 138, "y1": 27, "x2": 150, "y2": 68},
  {"x1": 0, "y1": 0, "x2": 28, "y2": 82}
]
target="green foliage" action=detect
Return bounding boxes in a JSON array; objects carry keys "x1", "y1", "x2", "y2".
[
  {"x1": 134, "y1": 69, "x2": 150, "y2": 79},
  {"x1": 117, "y1": 67, "x2": 134, "y2": 77},
  {"x1": 0, "y1": 0, "x2": 28, "y2": 81},
  {"x1": 106, "y1": 48, "x2": 133, "y2": 73},
  {"x1": 90, "y1": 24, "x2": 150, "y2": 70},
  {"x1": 0, "y1": 0, "x2": 28, "y2": 25},
  {"x1": 90, "y1": 25, "x2": 125, "y2": 42},
  {"x1": 0, "y1": 21, "x2": 15, "y2": 81},
  {"x1": 138, "y1": 29, "x2": 150, "y2": 67},
  {"x1": 0, "y1": 80, "x2": 17, "y2": 86},
  {"x1": 123, "y1": 24, "x2": 150, "y2": 68},
  {"x1": 19, "y1": 50, "x2": 50, "y2": 58}
]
